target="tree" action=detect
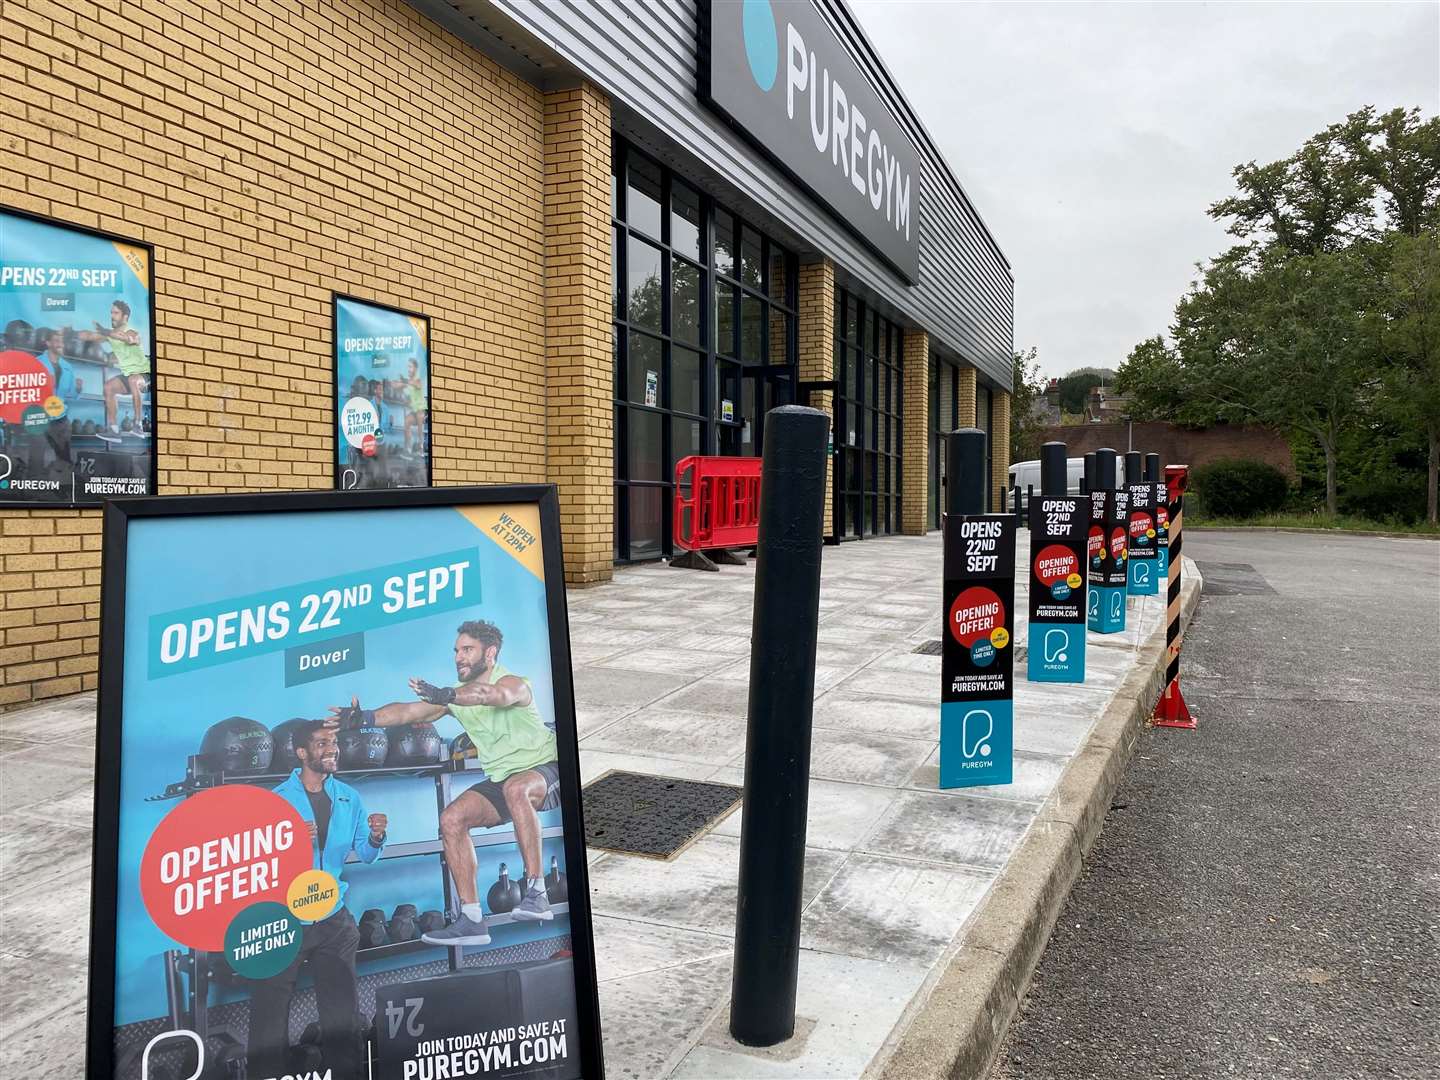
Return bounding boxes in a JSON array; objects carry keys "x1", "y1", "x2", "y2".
[
  {"x1": 1115, "y1": 337, "x2": 1188, "y2": 422},
  {"x1": 1170, "y1": 246, "x2": 1384, "y2": 513},
  {"x1": 1382, "y1": 230, "x2": 1440, "y2": 522},
  {"x1": 1010, "y1": 346, "x2": 1046, "y2": 462},
  {"x1": 1331, "y1": 107, "x2": 1440, "y2": 237}
]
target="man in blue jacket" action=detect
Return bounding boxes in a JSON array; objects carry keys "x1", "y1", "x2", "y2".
[{"x1": 247, "y1": 719, "x2": 387, "y2": 1078}]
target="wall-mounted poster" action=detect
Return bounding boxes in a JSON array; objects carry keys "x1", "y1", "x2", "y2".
[
  {"x1": 0, "y1": 206, "x2": 156, "y2": 505},
  {"x1": 88, "y1": 486, "x2": 604, "y2": 1079},
  {"x1": 335, "y1": 295, "x2": 431, "y2": 490}
]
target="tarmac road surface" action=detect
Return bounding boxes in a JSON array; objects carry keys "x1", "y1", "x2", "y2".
[{"x1": 992, "y1": 530, "x2": 1440, "y2": 1080}]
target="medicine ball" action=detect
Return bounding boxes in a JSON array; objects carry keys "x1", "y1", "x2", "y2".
[
  {"x1": 198, "y1": 717, "x2": 273, "y2": 776},
  {"x1": 4, "y1": 320, "x2": 33, "y2": 349},
  {"x1": 269, "y1": 718, "x2": 311, "y2": 773},
  {"x1": 388, "y1": 722, "x2": 443, "y2": 765},
  {"x1": 339, "y1": 726, "x2": 389, "y2": 770},
  {"x1": 450, "y1": 732, "x2": 476, "y2": 761}
]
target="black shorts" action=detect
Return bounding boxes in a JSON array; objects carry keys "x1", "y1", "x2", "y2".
[{"x1": 470, "y1": 761, "x2": 562, "y2": 824}]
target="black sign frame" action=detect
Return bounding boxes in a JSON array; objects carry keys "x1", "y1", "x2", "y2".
[{"x1": 87, "y1": 484, "x2": 605, "y2": 1080}]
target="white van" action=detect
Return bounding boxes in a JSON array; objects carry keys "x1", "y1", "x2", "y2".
[{"x1": 1008, "y1": 456, "x2": 1126, "y2": 512}]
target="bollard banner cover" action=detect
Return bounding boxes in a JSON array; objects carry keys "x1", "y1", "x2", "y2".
[
  {"x1": 88, "y1": 486, "x2": 604, "y2": 1080},
  {"x1": 1027, "y1": 496, "x2": 1087, "y2": 682},
  {"x1": 1155, "y1": 480, "x2": 1170, "y2": 579},
  {"x1": 1087, "y1": 489, "x2": 1129, "y2": 633},
  {"x1": 941, "y1": 513, "x2": 1016, "y2": 787},
  {"x1": 1126, "y1": 482, "x2": 1160, "y2": 595}
]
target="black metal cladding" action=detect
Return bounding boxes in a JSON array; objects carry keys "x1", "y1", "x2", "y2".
[{"x1": 456, "y1": 0, "x2": 1015, "y2": 389}]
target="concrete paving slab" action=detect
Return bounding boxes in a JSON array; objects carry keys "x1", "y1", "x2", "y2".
[
  {"x1": 580, "y1": 750, "x2": 723, "y2": 786},
  {"x1": 600, "y1": 954, "x2": 734, "y2": 1080},
  {"x1": 592, "y1": 915, "x2": 732, "y2": 984},
  {"x1": 675, "y1": 951, "x2": 928, "y2": 1079},
  {"x1": 583, "y1": 708, "x2": 748, "y2": 766},
  {"x1": 709, "y1": 770, "x2": 901, "y2": 852},
  {"x1": 807, "y1": 726, "x2": 935, "y2": 787},
  {"x1": 798, "y1": 853, "x2": 993, "y2": 965},
  {"x1": 0, "y1": 741, "x2": 95, "y2": 813},
  {"x1": 586, "y1": 834, "x2": 846, "y2": 938},
  {"x1": 810, "y1": 691, "x2": 938, "y2": 742},
  {"x1": 863, "y1": 790, "x2": 1035, "y2": 870}
]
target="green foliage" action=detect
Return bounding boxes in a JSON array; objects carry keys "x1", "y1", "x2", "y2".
[
  {"x1": 1337, "y1": 475, "x2": 1429, "y2": 524},
  {"x1": 1010, "y1": 347, "x2": 1046, "y2": 462},
  {"x1": 1115, "y1": 337, "x2": 1187, "y2": 422},
  {"x1": 1190, "y1": 459, "x2": 1290, "y2": 519}
]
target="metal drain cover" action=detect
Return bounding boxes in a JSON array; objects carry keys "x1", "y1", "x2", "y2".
[
  {"x1": 912, "y1": 639, "x2": 943, "y2": 655},
  {"x1": 582, "y1": 770, "x2": 742, "y2": 860}
]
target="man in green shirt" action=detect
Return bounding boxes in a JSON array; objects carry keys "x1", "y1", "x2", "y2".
[
  {"x1": 330, "y1": 619, "x2": 560, "y2": 945},
  {"x1": 80, "y1": 300, "x2": 148, "y2": 438}
]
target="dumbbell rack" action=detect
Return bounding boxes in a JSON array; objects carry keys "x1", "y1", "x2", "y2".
[{"x1": 152, "y1": 755, "x2": 571, "y2": 1048}]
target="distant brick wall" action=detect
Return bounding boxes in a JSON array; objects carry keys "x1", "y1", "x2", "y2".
[
  {"x1": 0, "y1": 0, "x2": 554, "y2": 706},
  {"x1": 1037, "y1": 422, "x2": 1295, "y2": 478}
]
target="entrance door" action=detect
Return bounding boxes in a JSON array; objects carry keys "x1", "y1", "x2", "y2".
[{"x1": 736, "y1": 368, "x2": 793, "y2": 457}]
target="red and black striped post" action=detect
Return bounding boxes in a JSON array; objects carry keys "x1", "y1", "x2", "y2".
[{"x1": 1153, "y1": 464, "x2": 1195, "y2": 729}]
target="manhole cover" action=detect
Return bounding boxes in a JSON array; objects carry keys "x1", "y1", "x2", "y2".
[
  {"x1": 1195, "y1": 561, "x2": 1277, "y2": 596},
  {"x1": 582, "y1": 770, "x2": 742, "y2": 860}
]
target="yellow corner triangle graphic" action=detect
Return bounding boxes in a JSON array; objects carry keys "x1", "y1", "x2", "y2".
[
  {"x1": 409, "y1": 316, "x2": 428, "y2": 349},
  {"x1": 112, "y1": 241, "x2": 150, "y2": 290},
  {"x1": 457, "y1": 504, "x2": 545, "y2": 581}
]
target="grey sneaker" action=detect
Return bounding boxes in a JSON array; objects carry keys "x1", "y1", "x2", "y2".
[
  {"x1": 511, "y1": 884, "x2": 553, "y2": 922},
  {"x1": 421, "y1": 912, "x2": 491, "y2": 946}
]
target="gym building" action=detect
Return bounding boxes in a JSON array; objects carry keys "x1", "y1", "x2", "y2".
[{"x1": 0, "y1": 0, "x2": 1013, "y2": 706}]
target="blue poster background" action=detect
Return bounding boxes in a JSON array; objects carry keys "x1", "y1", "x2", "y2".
[
  {"x1": 335, "y1": 296, "x2": 430, "y2": 489},
  {"x1": 113, "y1": 506, "x2": 567, "y2": 1027},
  {"x1": 0, "y1": 210, "x2": 154, "y2": 502}
]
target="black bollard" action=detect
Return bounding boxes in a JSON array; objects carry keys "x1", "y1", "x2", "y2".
[
  {"x1": 730, "y1": 405, "x2": 829, "y2": 1048},
  {"x1": 1040, "y1": 441, "x2": 1067, "y2": 497},
  {"x1": 946, "y1": 429, "x2": 987, "y2": 517},
  {"x1": 1145, "y1": 452, "x2": 1161, "y2": 483},
  {"x1": 1082, "y1": 451, "x2": 1096, "y2": 496},
  {"x1": 1125, "y1": 450, "x2": 1142, "y2": 489},
  {"x1": 1095, "y1": 447, "x2": 1118, "y2": 492}
]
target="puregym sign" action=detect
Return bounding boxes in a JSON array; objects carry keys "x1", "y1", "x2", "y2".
[{"x1": 700, "y1": 0, "x2": 922, "y2": 283}]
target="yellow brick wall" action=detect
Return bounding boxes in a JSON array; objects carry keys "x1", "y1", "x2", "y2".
[
  {"x1": 900, "y1": 329, "x2": 929, "y2": 535},
  {"x1": 543, "y1": 84, "x2": 613, "y2": 585},
  {"x1": 991, "y1": 389, "x2": 1012, "y2": 513},
  {"x1": 957, "y1": 366, "x2": 977, "y2": 428},
  {"x1": 797, "y1": 260, "x2": 835, "y2": 535},
  {"x1": 0, "y1": 0, "x2": 550, "y2": 707}
]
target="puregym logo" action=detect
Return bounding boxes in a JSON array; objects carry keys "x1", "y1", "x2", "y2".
[
  {"x1": 737, "y1": 0, "x2": 913, "y2": 243},
  {"x1": 742, "y1": 0, "x2": 779, "y2": 90}
]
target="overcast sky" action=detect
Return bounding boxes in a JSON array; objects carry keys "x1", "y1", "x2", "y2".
[{"x1": 851, "y1": 1, "x2": 1440, "y2": 379}]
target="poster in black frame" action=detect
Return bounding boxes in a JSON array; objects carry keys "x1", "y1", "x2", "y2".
[
  {"x1": 0, "y1": 204, "x2": 159, "y2": 507},
  {"x1": 88, "y1": 485, "x2": 604, "y2": 1080},
  {"x1": 333, "y1": 293, "x2": 433, "y2": 491}
]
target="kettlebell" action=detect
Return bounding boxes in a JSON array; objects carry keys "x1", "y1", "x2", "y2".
[
  {"x1": 388, "y1": 913, "x2": 417, "y2": 943},
  {"x1": 392, "y1": 903, "x2": 418, "y2": 921},
  {"x1": 487, "y1": 863, "x2": 523, "y2": 914},
  {"x1": 545, "y1": 856, "x2": 568, "y2": 904},
  {"x1": 417, "y1": 910, "x2": 445, "y2": 934}
]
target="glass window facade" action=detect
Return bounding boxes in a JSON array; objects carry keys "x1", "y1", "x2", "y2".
[
  {"x1": 612, "y1": 140, "x2": 798, "y2": 562},
  {"x1": 833, "y1": 290, "x2": 903, "y2": 539}
]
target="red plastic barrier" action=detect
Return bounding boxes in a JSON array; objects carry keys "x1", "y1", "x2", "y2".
[{"x1": 673, "y1": 456, "x2": 762, "y2": 552}]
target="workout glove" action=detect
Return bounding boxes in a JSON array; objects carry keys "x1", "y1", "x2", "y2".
[{"x1": 413, "y1": 679, "x2": 456, "y2": 706}]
